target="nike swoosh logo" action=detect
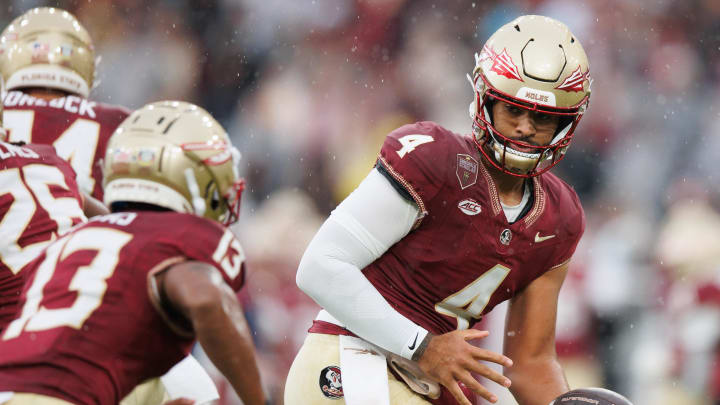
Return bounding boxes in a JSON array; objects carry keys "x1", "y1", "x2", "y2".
[
  {"x1": 408, "y1": 333, "x2": 419, "y2": 350},
  {"x1": 535, "y1": 232, "x2": 556, "y2": 243}
]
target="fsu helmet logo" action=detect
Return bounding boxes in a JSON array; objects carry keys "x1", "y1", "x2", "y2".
[
  {"x1": 481, "y1": 45, "x2": 524, "y2": 82},
  {"x1": 319, "y1": 365, "x2": 344, "y2": 399},
  {"x1": 555, "y1": 66, "x2": 590, "y2": 92}
]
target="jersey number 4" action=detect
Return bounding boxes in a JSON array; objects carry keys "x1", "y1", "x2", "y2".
[
  {"x1": 435, "y1": 264, "x2": 511, "y2": 330},
  {"x1": 3, "y1": 228, "x2": 132, "y2": 340},
  {"x1": 396, "y1": 134, "x2": 434, "y2": 158}
]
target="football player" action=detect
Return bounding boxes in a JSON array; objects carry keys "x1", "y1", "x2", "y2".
[
  {"x1": 0, "y1": 108, "x2": 87, "y2": 331},
  {"x1": 0, "y1": 101, "x2": 265, "y2": 405},
  {"x1": 0, "y1": 7, "x2": 131, "y2": 202},
  {"x1": 286, "y1": 15, "x2": 591, "y2": 405},
  {"x1": 0, "y1": 8, "x2": 217, "y2": 404}
]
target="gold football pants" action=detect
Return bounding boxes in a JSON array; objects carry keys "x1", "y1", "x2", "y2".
[
  {"x1": 120, "y1": 378, "x2": 170, "y2": 405},
  {"x1": 284, "y1": 333, "x2": 431, "y2": 405},
  {"x1": 0, "y1": 380, "x2": 169, "y2": 405},
  {"x1": 0, "y1": 393, "x2": 74, "y2": 405}
]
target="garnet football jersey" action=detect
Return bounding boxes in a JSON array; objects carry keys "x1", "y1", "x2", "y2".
[
  {"x1": 0, "y1": 212, "x2": 246, "y2": 405},
  {"x1": 367, "y1": 121, "x2": 585, "y2": 334},
  {"x1": 0, "y1": 141, "x2": 85, "y2": 329},
  {"x1": 4, "y1": 90, "x2": 131, "y2": 201}
]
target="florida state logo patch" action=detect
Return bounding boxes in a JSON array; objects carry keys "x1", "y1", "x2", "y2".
[
  {"x1": 319, "y1": 365, "x2": 344, "y2": 399},
  {"x1": 456, "y1": 154, "x2": 478, "y2": 189},
  {"x1": 500, "y1": 229, "x2": 512, "y2": 245}
]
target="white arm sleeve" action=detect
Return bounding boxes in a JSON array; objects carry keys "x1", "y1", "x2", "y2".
[{"x1": 296, "y1": 168, "x2": 430, "y2": 360}]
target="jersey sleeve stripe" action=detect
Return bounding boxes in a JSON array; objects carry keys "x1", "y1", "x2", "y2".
[
  {"x1": 377, "y1": 155, "x2": 427, "y2": 228},
  {"x1": 146, "y1": 256, "x2": 194, "y2": 338}
]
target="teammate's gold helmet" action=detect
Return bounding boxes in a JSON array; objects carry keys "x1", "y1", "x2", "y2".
[
  {"x1": 103, "y1": 101, "x2": 245, "y2": 225},
  {"x1": 0, "y1": 7, "x2": 95, "y2": 98},
  {"x1": 468, "y1": 15, "x2": 591, "y2": 177}
]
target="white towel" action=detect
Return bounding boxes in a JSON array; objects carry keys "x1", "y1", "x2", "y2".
[
  {"x1": 160, "y1": 355, "x2": 219, "y2": 405},
  {"x1": 339, "y1": 335, "x2": 390, "y2": 405},
  {"x1": 0, "y1": 392, "x2": 12, "y2": 405}
]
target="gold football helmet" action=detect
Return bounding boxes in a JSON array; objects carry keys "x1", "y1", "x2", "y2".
[
  {"x1": 0, "y1": 7, "x2": 95, "y2": 98},
  {"x1": 103, "y1": 101, "x2": 245, "y2": 225},
  {"x1": 468, "y1": 15, "x2": 591, "y2": 177}
]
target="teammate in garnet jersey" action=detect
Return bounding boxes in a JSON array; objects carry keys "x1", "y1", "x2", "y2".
[
  {"x1": 0, "y1": 88, "x2": 111, "y2": 334},
  {"x1": 0, "y1": 7, "x2": 130, "y2": 202},
  {"x1": 0, "y1": 8, "x2": 222, "y2": 405},
  {"x1": 0, "y1": 138, "x2": 86, "y2": 330},
  {"x1": 0, "y1": 101, "x2": 265, "y2": 405},
  {"x1": 286, "y1": 15, "x2": 591, "y2": 405}
]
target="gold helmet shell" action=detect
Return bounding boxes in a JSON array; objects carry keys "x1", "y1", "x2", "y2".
[
  {"x1": 0, "y1": 7, "x2": 95, "y2": 97},
  {"x1": 104, "y1": 101, "x2": 245, "y2": 225},
  {"x1": 468, "y1": 15, "x2": 591, "y2": 177}
]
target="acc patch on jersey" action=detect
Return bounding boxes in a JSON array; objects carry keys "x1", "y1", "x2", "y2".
[
  {"x1": 319, "y1": 365, "x2": 344, "y2": 399},
  {"x1": 458, "y1": 198, "x2": 482, "y2": 215},
  {"x1": 456, "y1": 154, "x2": 478, "y2": 189}
]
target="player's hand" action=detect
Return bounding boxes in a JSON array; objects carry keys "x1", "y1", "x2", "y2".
[
  {"x1": 162, "y1": 398, "x2": 195, "y2": 405},
  {"x1": 417, "y1": 329, "x2": 513, "y2": 405}
]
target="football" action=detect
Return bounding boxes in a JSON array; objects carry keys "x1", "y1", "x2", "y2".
[{"x1": 550, "y1": 388, "x2": 633, "y2": 405}]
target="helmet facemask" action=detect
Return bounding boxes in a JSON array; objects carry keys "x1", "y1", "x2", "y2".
[
  {"x1": 470, "y1": 71, "x2": 587, "y2": 177},
  {"x1": 188, "y1": 145, "x2": 245, "y2": 226}
]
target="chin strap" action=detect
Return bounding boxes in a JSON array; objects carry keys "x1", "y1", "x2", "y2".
[{"x1": 184, "y1": 168, "x2": 206, "y2": 217}]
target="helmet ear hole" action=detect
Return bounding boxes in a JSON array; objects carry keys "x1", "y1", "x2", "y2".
[
  {"x1": 210, "y1": 188, "x2": 220, "y2": 211},
  {"x1": 204, "y1": 180, "x2": 221, "y2": 212}
]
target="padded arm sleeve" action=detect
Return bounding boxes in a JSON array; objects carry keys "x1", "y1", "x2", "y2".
[{"x1": 296, "y1": 168, "x2": 430, "y2": 359}]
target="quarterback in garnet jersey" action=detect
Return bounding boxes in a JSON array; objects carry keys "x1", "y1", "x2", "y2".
[
  {"x1": 365, "y1": 121, "x2": 584, "y2": 334},
  {"x1": 286, "y1": 15, "x2": 592, "y2": 405},
  {"x1": 0, "y1": 101, "x2": 265, "y2": 405},
  {"x1": 0, "y1": 141, "x2": 86, "y2": 329},
  {"x1": 0, "y1": 8, "x2": 130, "y2": 202}
]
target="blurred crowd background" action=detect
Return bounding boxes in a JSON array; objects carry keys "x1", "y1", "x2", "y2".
[{"x1": 3, "y1": 0, "x2": 720, "y2": 404}]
